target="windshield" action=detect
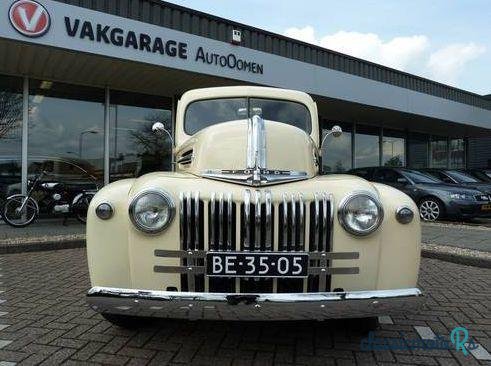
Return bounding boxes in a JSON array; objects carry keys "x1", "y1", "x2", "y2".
[
  {"x1": 445, "y1": 170, "x2": 480, "y2": 183},
  {"x1": 402, "y1": 170, "x2": 441, "y2": 184},
  {"x1": 184, "y1": 97, "x2": 312, "y2": 135}
]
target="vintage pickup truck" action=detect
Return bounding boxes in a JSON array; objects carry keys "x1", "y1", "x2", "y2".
[{"x1": 86, "y1": 86, "x2": 422, "y2": 328}]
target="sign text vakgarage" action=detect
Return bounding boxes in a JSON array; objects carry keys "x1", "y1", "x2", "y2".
[{"x1": 64, "y1": 17, "x2": 264, "y2": 75}]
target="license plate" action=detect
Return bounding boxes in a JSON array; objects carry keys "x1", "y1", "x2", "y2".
[
  {"x1": 481, "y1": 204, "x2": 491, "y2": 210},
  {"x1": 206, "y1": 252, "x2": 309, "y2": 278}
]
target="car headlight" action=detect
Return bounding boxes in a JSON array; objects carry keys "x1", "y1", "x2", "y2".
[
  {"x1": 449, "y1": 193, "x2": 475, "y2": 201},
  {"x1": 129, "y1": 190, "x2": 175, "y2": 233},
  {"x1": 338, "y1": 193, "x2": 384, "y2": 236}
]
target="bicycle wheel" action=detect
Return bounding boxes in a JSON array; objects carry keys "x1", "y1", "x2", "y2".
[
  {"x1": 73, "y1": 192, "x2": 95, "y2": 224},
  {"x1": 2, "y1": 195, "x2": 39, "y2": 228}
]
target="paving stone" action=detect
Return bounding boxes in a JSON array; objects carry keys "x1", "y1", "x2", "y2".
[{"x1": 0, "y1": 249, "x2": 489, "y2": 366}]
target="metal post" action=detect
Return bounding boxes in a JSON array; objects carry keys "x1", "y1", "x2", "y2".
[
  {"x1": 171, "y1": 95, "x2": 177, "y2": 172},
  {"x1": 446, "y1": 137, "x2": 451, "y2": 169},
  {"x1": 103, "y1": 87, "x2": 110, "y2": 185},
  {"x1": 351, "y1": 122, "x2": 356, "y2": 169},
  {"x1": 21, "y1": 76, "x2": 28, "y2": 195},
  {"x1": 379, "y1": 127, "x2": 384, "y2": 166}
]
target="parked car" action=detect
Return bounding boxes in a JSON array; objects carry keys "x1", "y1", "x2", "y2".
[
  {"x1": 348, "y1": 167, "x2": 491, "y2": 221},
  {"x1": 86, "y1": 86, "x2": 423, "y2": 328},
  {"x1": 421, "y1": 168, "x2": 491, "y2": 195},
  {"x1": 464, "y1": 168, "x2": 491, "y2": 183}
]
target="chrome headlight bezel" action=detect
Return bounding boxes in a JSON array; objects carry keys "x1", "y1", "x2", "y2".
[
  {"x1": 338, "y1": 192, "x2": 384, "y2": 236},
  {"x1": 129, "y1": 189, "x2": 175, "y2": 234}
]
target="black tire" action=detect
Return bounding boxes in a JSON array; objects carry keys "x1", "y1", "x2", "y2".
[
  {"x1": 418, "y1": 197, "x2": 444, "y2": 222},
  {"x1": 2, "y1": 195, "x2": 39, "y2": 228},
  {"x1": 73, "y1": 193, "x2": 95, "y2": 224},
  {"x1": 101, "y1": 313, "x2": 149, "y2": 328}
]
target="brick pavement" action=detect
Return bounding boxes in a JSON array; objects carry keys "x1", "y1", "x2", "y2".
[{"x1": 0, "y1": 249, "x2": 488, "y2": 365}]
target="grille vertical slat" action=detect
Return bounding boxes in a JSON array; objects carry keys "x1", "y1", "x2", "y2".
[
  {"x1": 291, "y1": 194, "x2": 296, "y2": 251},
  {"x1": 218, "y1": 193, "x2": 224, "y2": 250},
  {"x1": 265, "y1": 191, "x2": 272, "y2": 251},
  {"x1": 298, "y1": 194, "x2": 304, "y2": 251},
  {"x1": 281, "y1": 193, "x2": 288, "y2": 251},
  {"x1": 186, "y1": 192, "x2": 192, "y2": 249},
  {"x1": 210, "y1": 193, "x2": 216, "y2": 250},
  {"x1": 244, "y1": 190, "x2": 251, "y2": 250},
  {"x1": 194, "y1": 192, "x2": 200, "y2": 251},
  {"x1": 321, "y1": 193, "x2": 328, "y2": 252},
  {"x1": 313, "y1": 193, "x2": 320, "y2": 252},
  {"x1": 227, "y1": 193, "x2": 233, "y2": 251},
  {"x1": 254, "y1": 190, "x2": 261, "y2": 251}
]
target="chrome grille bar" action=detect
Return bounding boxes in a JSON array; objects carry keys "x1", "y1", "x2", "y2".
[
  {"x1": 313, "y1": 193, "x2": 320, "y2": 252},
  {"x1": 265, "y1": 190, "x2": 272, "y2": 251},
  {"x1": 210, "y1": 192, "x2": 216, "y2": 250},
  {"x1": 298, "y1": 193, "x2": 304, "y2": 251},
  {"x1": 227, "y1": 193, "x2": 233, "y2": 251},
  {"x1": 321, "y1": 193, "x2": 328, "y2": 252},
  {"x1": 179, "y1": 192, "x2": 184, "y2": 249},
  {"x1": 243, "y1": 190, "x2": 251, "y2": 250},
  {"x1": 194, "y1": 192, "x2": 200, "y2": 250},
  {"x1": 254, "y1": 190, "x2": 261, "y2": 251},
  {"x1": 291, "y1": 194, "x2": 296, "y2": 251},
  {"x1": 218, "y1": 193, "x2": 224, "y2": 250},
  {"x1": 281, "y1": 193, "x2": 288, "y2": 251},
  {"x1": 186, "y1": 192, "x2": 192, "y2": 249}
]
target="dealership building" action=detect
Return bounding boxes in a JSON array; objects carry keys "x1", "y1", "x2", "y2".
[{"x1": 1, "y1": 0, "x2": 491, "y2": 199}]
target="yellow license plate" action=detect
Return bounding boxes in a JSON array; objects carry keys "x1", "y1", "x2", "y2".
[{"x1": 481, "y1": 204, "x2": 491, "y2": 210}]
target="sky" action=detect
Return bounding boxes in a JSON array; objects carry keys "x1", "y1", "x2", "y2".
[{"x1": 168, "y1": 0, "x2": 491, "y2": 95}]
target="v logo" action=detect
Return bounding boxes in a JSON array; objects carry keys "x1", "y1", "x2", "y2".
[
  {"x1": 17, "y1": 5, "x2": 44, "y2": 31},
  {"x1": 9, "y1": 0, "x2": 50, "y2": 38}
]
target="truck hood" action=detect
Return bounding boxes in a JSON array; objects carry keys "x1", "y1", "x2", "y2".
[{"x1": 174, "y1": 118, "x2": 318, "y2": 187}]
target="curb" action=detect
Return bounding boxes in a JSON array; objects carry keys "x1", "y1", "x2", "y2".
[
  {"x1": 421, "y1": 248, "x2": 491, "y2": 269},
  {"x1": 0, "y1": 239, "x2": 86, "y2": 254}
]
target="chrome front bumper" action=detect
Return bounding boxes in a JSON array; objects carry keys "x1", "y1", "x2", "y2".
[{"x1": 87, "y1": 287, "x2": 423, "y2": 321}]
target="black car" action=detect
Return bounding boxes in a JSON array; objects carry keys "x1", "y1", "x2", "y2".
[
  {"x1": 465, "y1": 168, "x2": 491, "y2": 183},
  {"x1": 421, "y1": 169, "x2": 491, "y2": 196},
  {"x1": 348, "y1": 167, "x2": 491, "y2": 221}
]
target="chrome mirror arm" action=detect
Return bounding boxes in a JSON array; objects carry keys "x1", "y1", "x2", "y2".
[
  {"x1": 319, "y1": 125, "x2": 342, "y2": 156},
  {"x1": 152, "y1": 122, "x2": 175, "y2": 147},
  {"x1": 318, "y1": 125, "x2": 342, "y2": 174}
]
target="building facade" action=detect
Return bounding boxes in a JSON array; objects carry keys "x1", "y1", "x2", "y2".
[{"x1": 1, "y1": 0, "x2": 491, "y2": 204}]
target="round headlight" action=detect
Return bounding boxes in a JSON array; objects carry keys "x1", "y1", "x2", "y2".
[
  {"x1": 338, "y1": 193, "x2": 383, "y2": 236},
  {"x1": 129, "y1": 190, "x2": 175, "y2": 233}
]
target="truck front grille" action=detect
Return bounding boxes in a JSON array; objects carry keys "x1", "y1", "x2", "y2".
[{"x1": 154, "y1": 190, "x2": 359, "y2": 294}]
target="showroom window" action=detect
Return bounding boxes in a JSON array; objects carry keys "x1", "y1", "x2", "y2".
[
  {"x1": 382, "y1": 129, "x2": 405, "y2": 167},
  {"x1": 430, "y1": 137, "x2": 448, "y2": 168},
  {"x1": 449, "y1": 138, "x2": 465, "y2": 168},
  {"x1": 407, "y1": 132, "x2": 429, "y2": 169},
  {"x1": 28, "y1": 80, "x2": 105, "y2": 193},
  {"x1": 320, "y1": 121, "x2": 352, "y2": 173},
  {"x1": 109, "y1": 91, "x2": 172, "y2": 182},
  {"x1": 355, "y1": 125, "x2": 380, "y2": 168},
  {"x1": 0, "y1": 75, "x2": 23, "y2": 201}
]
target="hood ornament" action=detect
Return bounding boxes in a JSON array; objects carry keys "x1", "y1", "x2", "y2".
[{"x1": 201, "y1": 114, "x2": 308, "y2": 186}]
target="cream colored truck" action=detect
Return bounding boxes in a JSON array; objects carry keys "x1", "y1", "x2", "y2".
[{"x1": 86, "y1": 86, "x2": 422, "y2": 327}]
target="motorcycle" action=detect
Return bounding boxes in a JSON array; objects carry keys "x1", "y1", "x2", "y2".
[{"x1": 1, "y1": 170, "x2": 98, "y2": 228}]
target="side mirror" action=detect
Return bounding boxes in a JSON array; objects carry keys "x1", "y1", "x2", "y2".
[
  {"x1": 319, "y1": 125, "x2": 343, "y2": 153},
  {"x1": 318, "y1": 125, "x2": 343, "y2": 175},
  {"x1": 397, "y1": 177, "x2": 408, "y2": 184},
  {"x1": 152, "y1": 122, "x2": 174, "y2": 147}
]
